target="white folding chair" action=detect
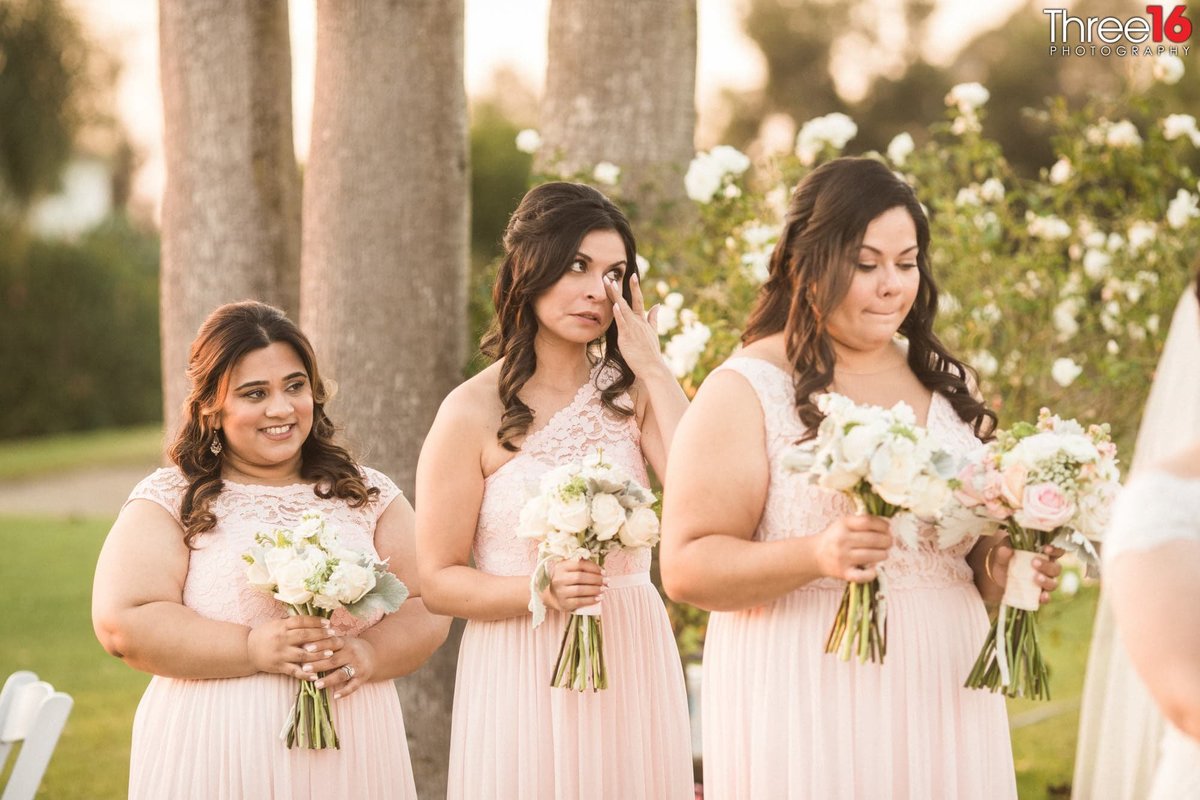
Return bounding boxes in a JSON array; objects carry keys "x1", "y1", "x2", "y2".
[{"x1": 0, "y1": 671, "x2": 73, "y2": 800}]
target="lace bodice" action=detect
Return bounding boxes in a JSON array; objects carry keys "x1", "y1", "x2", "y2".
[
  {"x1": 475, "y1": 364, "x2": 651, "y2": 577},
  {"x1": 1104, "y1": 471, "x2": 1200, "y2": 562},
  {"x1": 714, "y1": 356, "x2": 985, "y2": 590},
  {"x1": 125, "y1": 466, "x2": 402, "y2": 635}
]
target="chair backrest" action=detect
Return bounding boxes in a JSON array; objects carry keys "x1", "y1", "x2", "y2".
[{"x1": 0, "y1": 672, "x2": 73, "y2": 800}]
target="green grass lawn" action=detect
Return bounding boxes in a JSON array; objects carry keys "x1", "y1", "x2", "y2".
[
  {"x1": 0, "y1": 425, "x2": 163, "y2": 481},
  {"x1": 0, "y1": 515, "x2": 148, "y2": 799},
  {"x1": 1008, "y1": 583, "x2": 1100, "y2": 799}
]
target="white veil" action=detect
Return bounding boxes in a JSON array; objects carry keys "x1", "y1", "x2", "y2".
[{"x1": 1073, "y1": 284, "x2": 1200, "y2": 799}]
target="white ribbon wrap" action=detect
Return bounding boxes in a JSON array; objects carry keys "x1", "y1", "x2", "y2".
[{"x1": 995, "y1": 550, "x2": 1042, "y2": 687}]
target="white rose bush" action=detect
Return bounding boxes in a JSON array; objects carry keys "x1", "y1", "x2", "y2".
[
  {"x1": 242, "y1": 513, "x2": 409, "y2": 749},
  {"x1": 781, "y1": 394, "x2": 959, "y2": 664},
  {"x1": 953, "y1": 409, "x2": 1118, "y2": 700},
  {"x1": 518, "y1": 450, "x2": 660, "y2": 691}
]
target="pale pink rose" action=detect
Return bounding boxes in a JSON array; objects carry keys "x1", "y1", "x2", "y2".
[
  {"x1": 1001, "y1": 464, "x2": 1028, "y2": 507},
  {"x1": 1014, "y1": 482, "x2": 1076, "y2": 531},
  {"x1": 954, "y1": 463, "x2": 985, "y2": 507}
]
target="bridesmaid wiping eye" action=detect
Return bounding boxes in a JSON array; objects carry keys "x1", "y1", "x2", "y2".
[{"x1": 415, "y1": 181, "x2": 694, "y2": 799}]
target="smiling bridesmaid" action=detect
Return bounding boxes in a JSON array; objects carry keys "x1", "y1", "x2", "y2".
[{"x1": 416, "y1": 182, "x2": 694, "y2": 799}]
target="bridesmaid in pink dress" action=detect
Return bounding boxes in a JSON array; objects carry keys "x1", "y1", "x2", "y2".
[
  {"x1": 417, "y1": 182, "x2": 694, "y2": 799},
  {"x1": 92, "y1": 301, "x2": 449, "y2": 799},
  {"x1": 660, "y1": 158, "x2": 1063, "y2": 799}
]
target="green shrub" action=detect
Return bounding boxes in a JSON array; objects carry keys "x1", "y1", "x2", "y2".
[{"x1": 0, "y1": 215, "x2": 161, "y2": 438}]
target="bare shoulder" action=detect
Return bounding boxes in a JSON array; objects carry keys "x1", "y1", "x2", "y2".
[
  {"x1": 1156, "y1": 442, "x2": 1200, "y2": 480},
  {"x1": 437, "y1": 363, "x2": 503, "y2": 429}
]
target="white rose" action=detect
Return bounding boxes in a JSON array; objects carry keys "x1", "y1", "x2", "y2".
[
  {"x1": 1105, "y1": 120, "x2": 1142, "y2": 149},
  {"x1": 945, "y1": 82, "x2": 990, "y2": 113},
  {"x1": 684, "y1": 153, "x2": 723, "y2": 203},
  {"x1": 979, "y1": 178, "x2": 1005, "y2": 203},
  {"x1": 907, "y1": 472, "x2": 952, "y2": 520},
  {"x1": 1127, "y1": 220, "x2": 1157, "y2": 252},
  {"x1": 1049, "y1": 157, "x2": 1073, "y2": 185},
  {"x1": 955, "y1": 186, "x2": 981, "y2": 207},
  {"x1": 517, "y1": 494, "x2": 555, "y2": 541},
  {"x1": 547, "y1": 492, "x2": 591, "y2": 534},
  {"x1": 271, "y1": 556, "x2": 316, "y2": 606},
  {"x1": 589, "y1": 493, "x2": 626, "y2": 541},
  {"x1": 635, "y1": 254, "x2": 651, "y2": 276},
  {"x1": 1162, "y1": 114, "x2": 1200, "y2": 144},
  {"x1": 539, "y1": 464, "x2": 580, "y2": 495},
  {"x1": 1152, "y1": 53, "x2": 1185, "y2": 85},
  {"x1": 1053, "y1": 299, "x2": 1081, "y2": 340},
  {"x1": 709, "y1": 145, "x2": 751, "y2": 175},
  {"x1": 1166, "y1": 189, "x2": 1200, "y2": 230},
  {"x1": 593, "y1": 161, "x2": 620, "y2": 186},
  {"x1": 837, "y1": 421, "x2": 887, "y2": 473},
  {"x1": 1027, "y1": 213, "x2": 1071, "y2": 241},
  {"x1": 1082, "y1": 249, "x2": 1111, "y2": 281},
  {"x1": 866, "y1": 437, "x2": 921, "y2": 507},
  {"x1": 971, "y1": 350, "x2": 998, "y2": 378},
  {"x1": 515, "y1": 128, "x2": 542, "y2": 154},
  {"x1": 327, "y1": 562, "x2": 377, "y2": 605},
  {"x1": 294, "y1": 514, "x2": 324, "y2": 543},
  {"x1": 886, "y1": 132, "x2": 914, "y2": 165},
  {"x1": 1051, "y1": 357, "x2": 1083, "y2": 388},
  {"x1": 665, "y1": 292, "x2": 685, "y2": 310},
  {"x1": 619, "y1": 506, "x2": 660, "y2": 549},
  {"x1": 243, "y1": 550, "x2": 274, "y2": 591},
  {"x1": 795, "y1": 113, "x2": 857, "y2": 165},
  {"x1": 543, "y1": 528, "x2": 585, "y2": 561},
  {"x1": 656, "y1": 304, "x2": 679, "y2": 335}
]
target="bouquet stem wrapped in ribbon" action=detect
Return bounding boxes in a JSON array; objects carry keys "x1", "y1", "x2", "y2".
[
  {"x1": 957, "y1": 409, "x2": 1114, "y2": 700},
  {"x1": 784, "y1": 393, "x2": 958, "y2": 665},
  {"x1": 242, "y1": 513, "x2": 409, "y2": 748},
  {"x1": 519, "y1": 450, "x2": 660, "y2": 692}
]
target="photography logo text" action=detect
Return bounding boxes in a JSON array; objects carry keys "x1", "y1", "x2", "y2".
[{"x1": 1045, "y1": 5, "x2": 1192, "y2": 57}]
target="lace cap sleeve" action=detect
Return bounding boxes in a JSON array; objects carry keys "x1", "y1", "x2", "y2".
[
  {"x1": 1104, "y1": 471, "x2": 1200, "y2": 563},
  {"x1": 123, "y1": 467, "x2": 187, "y2": 524},
  {"x1": 361, "y1": 466, "x2": 403, "y2": 520}
]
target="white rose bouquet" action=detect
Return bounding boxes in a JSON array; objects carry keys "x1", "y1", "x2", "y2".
[
  {"x1": 955, "y1": 408, "x2": 1116, "y2": 700},
  {"x1": 242, "y1": 512, "x2": 409, "y2": 748},
  {"x1": 517, "y1": 450, "x2": 659, "y2": 691},
  {"x1": 783, "y1": 393, "x2": 958, "y2": 664}
]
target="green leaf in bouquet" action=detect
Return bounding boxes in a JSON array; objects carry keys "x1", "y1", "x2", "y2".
[{"x1": 344, "y1": 571, "x2": 409, "y2": 619}]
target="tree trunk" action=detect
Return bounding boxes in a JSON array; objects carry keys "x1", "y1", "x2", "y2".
[
  {"x1": 301, "y1": 2, "x2": 468, "y2": 795},
  {"x1": 158, "y1": 0, "x2": 300, "y2": 438},
  {"x1": 539, "y1": 0, "x2": 697, "y2": 216}
]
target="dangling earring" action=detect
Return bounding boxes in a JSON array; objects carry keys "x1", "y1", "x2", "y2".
[{"x1": 209, "y1": 433, "x2": 223, "y2": 456}]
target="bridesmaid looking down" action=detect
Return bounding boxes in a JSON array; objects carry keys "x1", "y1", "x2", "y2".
[
  {"x1": 91, "y1": 301, "x2": 448, "y2": 799},
  {"x1": 416, "y1": 181, "x2": 694, "y2": 799},
  {"x1": 660, "y1": 158, "x2": 1061, "y2": 799}
]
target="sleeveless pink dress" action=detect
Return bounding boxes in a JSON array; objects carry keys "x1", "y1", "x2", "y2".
[
  {"x1": 447, "y1": 366, "x2": 694, "y2": 799},
  {"x1": 123, "y1": 466, "x2": 417, "y2": 800},
  {"x1": 701, "y1": 357, "x2": 1016, "y2": 799}
]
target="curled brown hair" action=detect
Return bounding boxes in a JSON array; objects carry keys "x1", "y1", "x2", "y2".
[
  {"x1": 743, "y1": 157, "x2": 997, "y2": 440},
  {"x1": 168, "y1": 301, "x2": 377, "y2": 546},
  {"x1": 481, "y1": 182, "x2": 639, "y2": 450}
]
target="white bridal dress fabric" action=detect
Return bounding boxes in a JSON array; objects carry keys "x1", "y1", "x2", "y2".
[{"x1": 1073, "y1": 286, "x2": 1200, "y2": 800}]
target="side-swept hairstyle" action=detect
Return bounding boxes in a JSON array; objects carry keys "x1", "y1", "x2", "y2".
[
  {"x1": 168, "y1": 301, "x2": 376, "y2": 546},
  {"x1": 743, "y1": 157, "x2": 997, "y2": 439},
  {"x1": 481, "y1": 181, "x2": 639, "y2": 450}
]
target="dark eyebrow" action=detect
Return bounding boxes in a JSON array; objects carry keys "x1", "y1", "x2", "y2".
[
  {"x1": 859, "y1": 244, "x2": 919, "y2": 256},
  {"x1": 234, "y1": 372, "x2": 306, "y2": 391}
]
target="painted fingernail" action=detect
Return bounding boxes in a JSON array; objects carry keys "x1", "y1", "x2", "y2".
[
  {"x1": 322, "y1": 620, "x2": 331, "y2": 628},
  {"x1": 302, "y1": 664, "x2": 314, "y2": 673},
  {"x1": 315, "y1": 680, "x2": 325, "y2": 689},
  {"x1": 333, "y1": 692, "x2": 342, "y2": 700},
  {"x1": 324, "y1": 650, "x2": 334, "y2": 658},
  {"x1": 304, "y1": 643, "x2": 317, "y2": 653},
  {"x1": 1033, "y1": 559, "x2": 1043, "y2": 568}
]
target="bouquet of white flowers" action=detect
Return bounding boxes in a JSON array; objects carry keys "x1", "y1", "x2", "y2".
[
  {"x1": 956, "y1": 408, "x2": 1116, "y2": 700},
  {"x1": 517, "y1": 450, "x2": 660, "y2": 691},
  {"x1": 242, "y1": 512, "x2": 409, "y2": 748},
  {"x1": 783, "y1": 393, "x2": 958, "y2": 664}
]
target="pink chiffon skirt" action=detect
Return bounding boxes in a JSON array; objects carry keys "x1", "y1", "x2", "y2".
[
  {"x1": 129, "y1": 673, "x2": 416, "y2": 799},
  {"x1": 448, "y1": 575, "x2": 694, "y2": 799},
  {"x1": 702, "y1": 582, "x2": 1016, "y2": 800}
]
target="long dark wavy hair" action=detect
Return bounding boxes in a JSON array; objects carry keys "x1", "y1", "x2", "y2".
[
  {"x1": 481, "y1": 181, "x2": 639, "y2": 451},
  {"x1": 168, "y1": 301, "x2": 377, "y2": 547},
  {"x1": 743, "y1": 157, "x2": 997, "y2": 440}
]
